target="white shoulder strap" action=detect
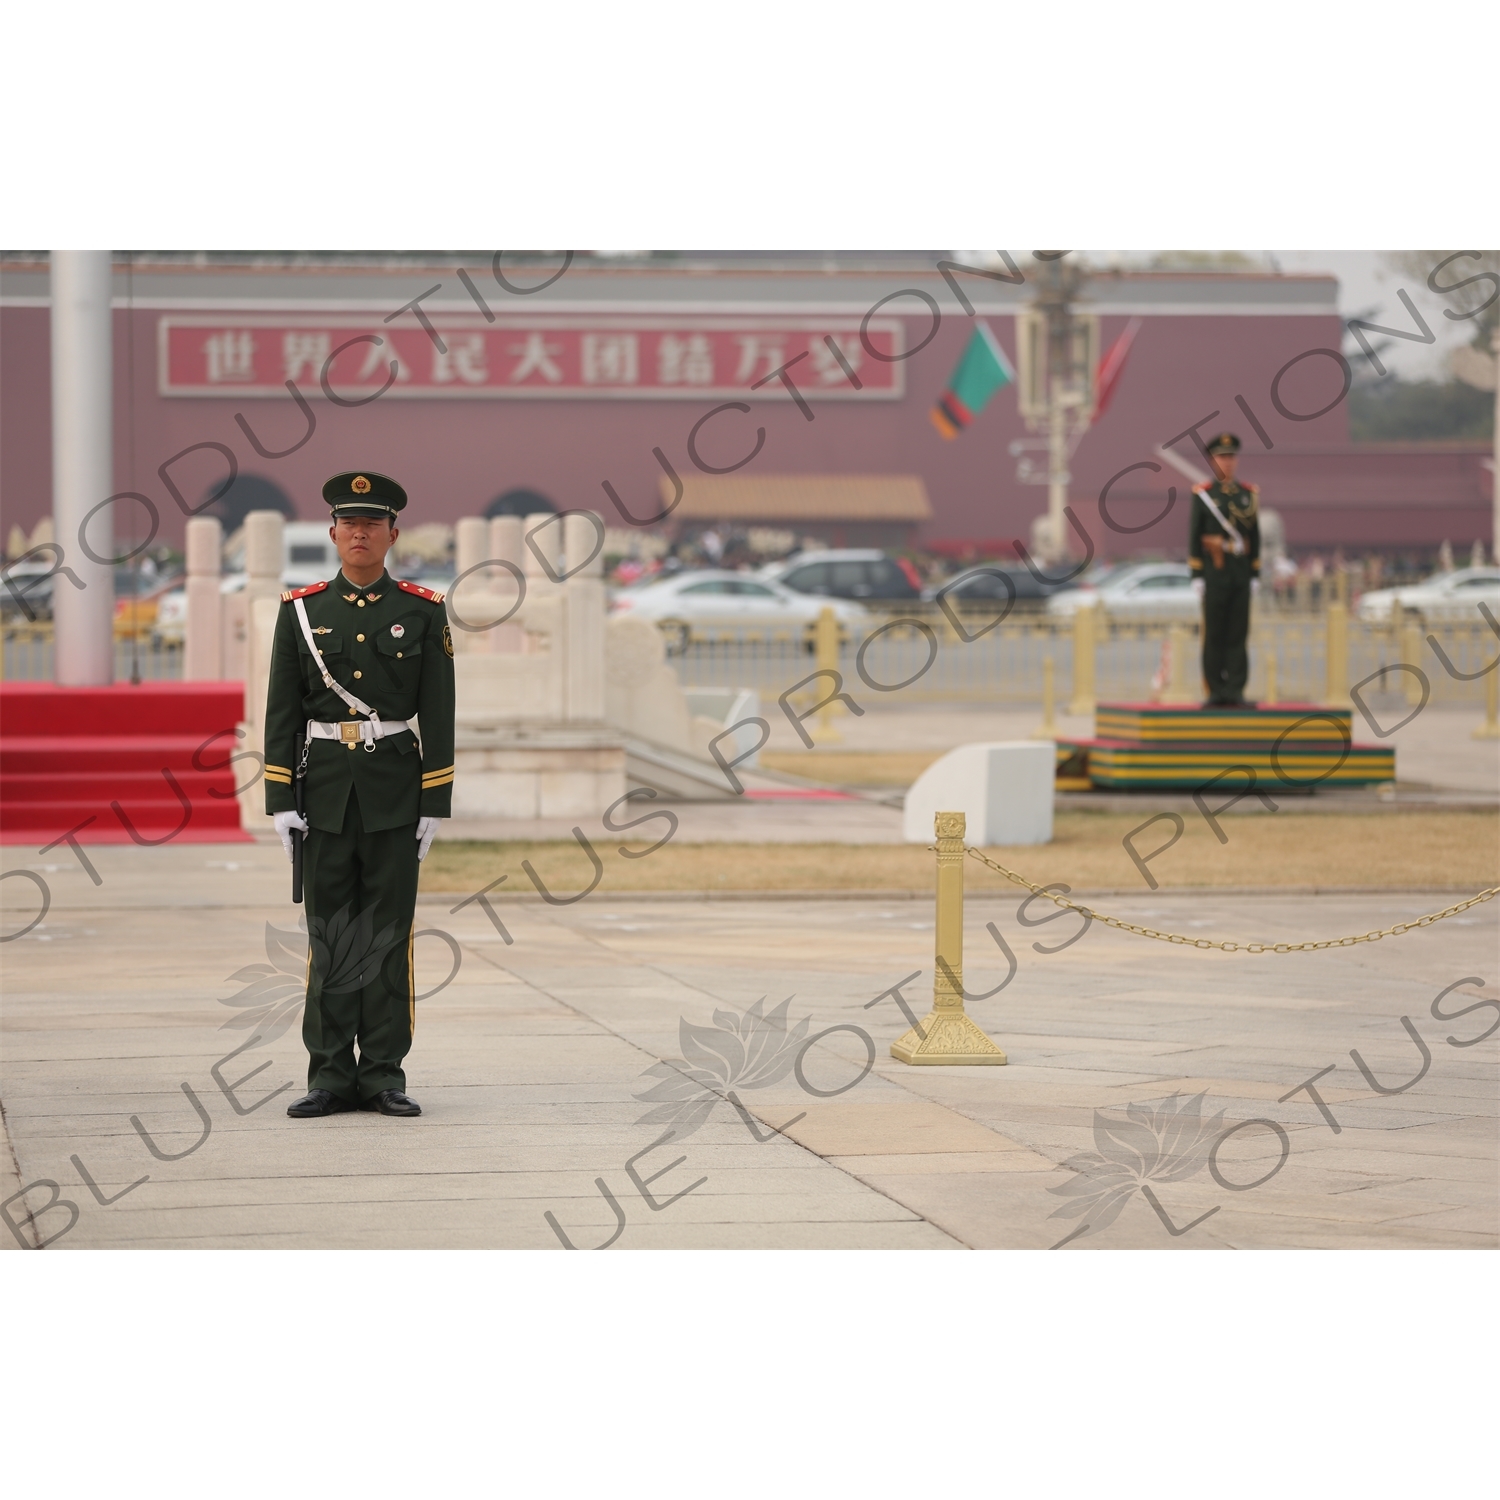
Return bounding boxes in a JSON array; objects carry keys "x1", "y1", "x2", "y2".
[
  {"x1": 293, "y1": 596, "x2": 376, "y2": 719},
  {"x1": 1193, "y1": 487, "x2": 1247, "y2": 555}
]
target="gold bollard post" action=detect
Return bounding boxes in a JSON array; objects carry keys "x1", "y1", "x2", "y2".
[
  {"x1": 1068, "y1": 601, "x2": 1096, "y2": 717},
  {"x1": 1400, "y1": 617, "x2": 1424, "y2": 706},
  {"x1": 891, "y1": 812, "x2": 1008, "y2": 1066},
  {"x1": 1161, "y1": 622, "x2": 1197, "y2": 705},
  {"x1": 1325, "y1": 600, "x2": 1351, "y2": 707},
  {"x1": 1475, "y1": 665, "x2": 1500, "y2": 740},
  {"x1": 1031, "y1": 656, "x2": 1057, "y2": 738},
  {"x1": 811, "y1": 604, "x2": 843, "y2": 744}
]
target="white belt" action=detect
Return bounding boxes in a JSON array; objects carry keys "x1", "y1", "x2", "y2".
[{"x1": 306, "y1": 718, "x2": 411, "y2": 753}]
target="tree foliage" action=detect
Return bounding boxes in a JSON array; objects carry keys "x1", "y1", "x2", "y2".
[
  {"x1": 1349, "y1": 377, "x2": 1493, "y2": 442},
  {"x1": 1381, "y1": 250, "x2": 1499, "y2": 348}
]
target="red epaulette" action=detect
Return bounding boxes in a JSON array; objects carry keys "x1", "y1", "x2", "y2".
[
  {"x1": 281, "y1": 580, "x2": 329, "y2": 603},
  {"x1": 398, "y1": 579, "x2": 445, "y2": 604}
]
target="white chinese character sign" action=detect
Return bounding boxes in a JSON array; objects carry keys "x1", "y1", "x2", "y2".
[
  {"x1": 159, "y1": 318, "x2": 904, "y2": 398},
  {"x1": 201, "y1": 330, "x2": 257, "y2": 383}
]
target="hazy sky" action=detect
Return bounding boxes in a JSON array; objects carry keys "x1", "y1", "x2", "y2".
[
  {"x1": 1269, "y1": 250, "x2": 1481, "y2": 380},
  {"x1": 1266, "y1": 252, "x2": 1476, "y2": 381},
  {"x1": 1083, "y1": 250, "x2": 1479, "y2": 380}
]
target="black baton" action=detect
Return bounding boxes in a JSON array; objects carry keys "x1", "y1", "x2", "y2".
[{"x1": 291, "y1": 731, "x2": 306, "y2": 904}]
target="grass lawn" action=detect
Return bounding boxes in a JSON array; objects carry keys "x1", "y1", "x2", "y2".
[{"x1": 420, "y1": 810, "x2": 1499, "y2": 896}]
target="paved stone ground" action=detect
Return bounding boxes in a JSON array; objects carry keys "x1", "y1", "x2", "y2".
[{"x1": 3, "y1": 843, "x2": 1495, "y2": 1249}]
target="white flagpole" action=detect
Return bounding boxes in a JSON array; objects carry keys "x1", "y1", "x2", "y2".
[{"x1": 51, "y1": 250, "x2": 115, "y2": 685}]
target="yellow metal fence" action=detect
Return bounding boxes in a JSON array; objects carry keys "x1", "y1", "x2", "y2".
[
  {"x1": 1, "y1": 622, "x2": 183, "y2": 682},
  {"x1": 670, "y1": 604, "x2": 1499, "y2": 712},
  {"x1": 6, "y1": 606, "x2": 1494, "y2": 719}
]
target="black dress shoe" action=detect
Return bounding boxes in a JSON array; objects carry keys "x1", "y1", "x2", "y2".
[
  {"x1": 361, "y1": 1089, "x2": 422, "y2": 1117},
  {"x1": 287, "y1": 1088, "x2": 356, "y2": 1118}
]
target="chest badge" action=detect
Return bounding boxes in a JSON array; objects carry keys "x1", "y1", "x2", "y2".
[
  {"x1": 390, "y1": 623, "x2": 405, "y2": 639},
  {"x1": 313, "y1": 626, "x2": 332, "y2": 634}
]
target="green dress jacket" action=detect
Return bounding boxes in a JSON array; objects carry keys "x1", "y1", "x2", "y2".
[
  {"x1": 262, "y1": 570, "x2": 455, "y2": 833},
  {"x1": 1188, "y1": 479, "x2": 1261, "y2": 585}
]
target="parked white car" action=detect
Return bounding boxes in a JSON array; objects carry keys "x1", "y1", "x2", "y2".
[
  {"x1": 1046, "y1": 561, "x2": 1201, "y2": 619},
  {"x1": 1357, "y1": 567, "x2": 1500, "y2": 623},
  {"x1": 610, "y1": 569, "x2": 868, "y2": 652}
]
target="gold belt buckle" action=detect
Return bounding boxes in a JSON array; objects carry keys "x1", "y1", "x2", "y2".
[{"x1": 340, "y1": 721, "x2": 362, "y2": 748}]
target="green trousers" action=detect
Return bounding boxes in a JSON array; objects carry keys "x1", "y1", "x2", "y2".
[
  {"x1": 1201, "y1": 575, "x2": 1252, "y2": 705},
  {"x1": 301, "y1": 790, "x2": 418, "y2": 1102}
]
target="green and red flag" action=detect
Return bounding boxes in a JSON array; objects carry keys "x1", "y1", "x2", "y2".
[{"x1": 930, "y1": 320, "x2": 1015, "y2": 439}]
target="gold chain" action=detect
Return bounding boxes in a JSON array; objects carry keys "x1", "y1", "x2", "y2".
[{"x1": 960, "y1": 845, "x2": 1499, "y2": 955}]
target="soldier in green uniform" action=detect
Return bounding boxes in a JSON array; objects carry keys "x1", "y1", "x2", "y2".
[
  {"x1": 264, "y1": 472, "x2": 455, "y2": 1119},
  {"x1": 1188, "y1": 432, "x2": 1261, "y2": 707}
]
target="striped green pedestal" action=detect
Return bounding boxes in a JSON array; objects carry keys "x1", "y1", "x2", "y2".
[{"x1": 1059, "y1": 703, "x2": 1394, "y2": 791}]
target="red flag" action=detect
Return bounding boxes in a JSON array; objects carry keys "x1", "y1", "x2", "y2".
[{"x1": 1093, "y1": 317, "x2": 1142, "y2": 420}]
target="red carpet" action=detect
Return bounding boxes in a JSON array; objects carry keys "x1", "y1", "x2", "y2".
[{"x1": 0, "y1": 682, "x2": 252, "y2": 845}]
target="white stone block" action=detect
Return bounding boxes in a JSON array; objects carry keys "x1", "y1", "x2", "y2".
[
  {"x1": 902, "y1": 741, "x2": 1054, "y2": 846},
  {"x1": 487, "y1": 516, "x2": 525, "y2": 653},
  {"x1": 452, "y1": 770, "x2": 540, "y2": 819},
  {"x1": 524, "y1": 511, "x2": 560, "y2": 585},
  {"x1": 184, "y1": 516, "x2": 224, "y2": 680},
  {"x1": 489, "y1": 514, "x2": 523, "y2": 570},
  {"x1": 454, "y1": 516, "x2": 488, "y2": 578},
  {"x1": 565, "y1": 577, "x2": 605, "y2": 722},
  {"x1": 184, "y1": 577, "x2": 223, "y2": 680},
  {"x1": 185, "y1": 515, "x2": 222, "y2": 576},
  {"x1": 221, "y1": 591, "x2": 247, "y2": 682},
  {"x1": 243, "y1": 510, "x2": 284, "y2": 582},
  {"x1": 540, "y1": 769, "x2": 621, "y2": 819}
]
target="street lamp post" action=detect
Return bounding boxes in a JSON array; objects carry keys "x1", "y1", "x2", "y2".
[{"x1": 1017, "y1": 257, "x2": 1095, "y2": 563}]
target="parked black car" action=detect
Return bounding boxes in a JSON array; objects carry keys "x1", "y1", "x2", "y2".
[{"x1": 921, "y1": 564, "x2": 1078, "y2": 607}]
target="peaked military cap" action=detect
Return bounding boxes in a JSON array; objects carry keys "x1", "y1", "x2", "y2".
[
  {"x1": 1206, "y1": 432, "x2": 1241, "y2": 456},
  {"x1": 323, "y1": 471, "x2": 407, "y2": 519}
]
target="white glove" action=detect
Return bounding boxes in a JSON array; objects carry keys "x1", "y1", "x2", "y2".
[
  {"x1": 273, "y1": 810, "x2": 308, "y2": 862},
  {"x1": 1191, "y1": 577, "x2": 1205, "y2": 601},
  {"x1": 416, "y1": 816, "x2": 443, "y2": 862},
  {"x1": 1251, "y1": 578, "x2": 1260, "y2": 596}
]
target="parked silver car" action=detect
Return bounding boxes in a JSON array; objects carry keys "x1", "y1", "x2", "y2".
[
  {"x1": 1046, "y1": 561, "x2": 1200, "y2": 619},
  {"x1": 610, "y1": 569, "x2": 868, "y2": 653},
  {"x1": 1357, "y1": 566, "x2": 1500, "y2": 623}
]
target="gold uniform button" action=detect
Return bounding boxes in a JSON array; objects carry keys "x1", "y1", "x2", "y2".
[
  {"x1": 397, "y1": 651, "x2": 403, "y2": 658},
  {"x1": 357, "y1": 633, "x2": 365, "y2": 642},
  {"x1": 357, "y1": 599, "x2": 366, "y2": 608},
  {"x1": 353, "y1": 670, "x2": 362, "y2": 679}
]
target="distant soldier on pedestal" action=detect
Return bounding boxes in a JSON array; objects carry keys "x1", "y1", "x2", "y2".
[
  {"x1": 1189, "y1": 432, "x2": 1261, "y2": 707},
  {"x1": 264, "y1": 472, "x2": 455, "y2": 1119}
]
